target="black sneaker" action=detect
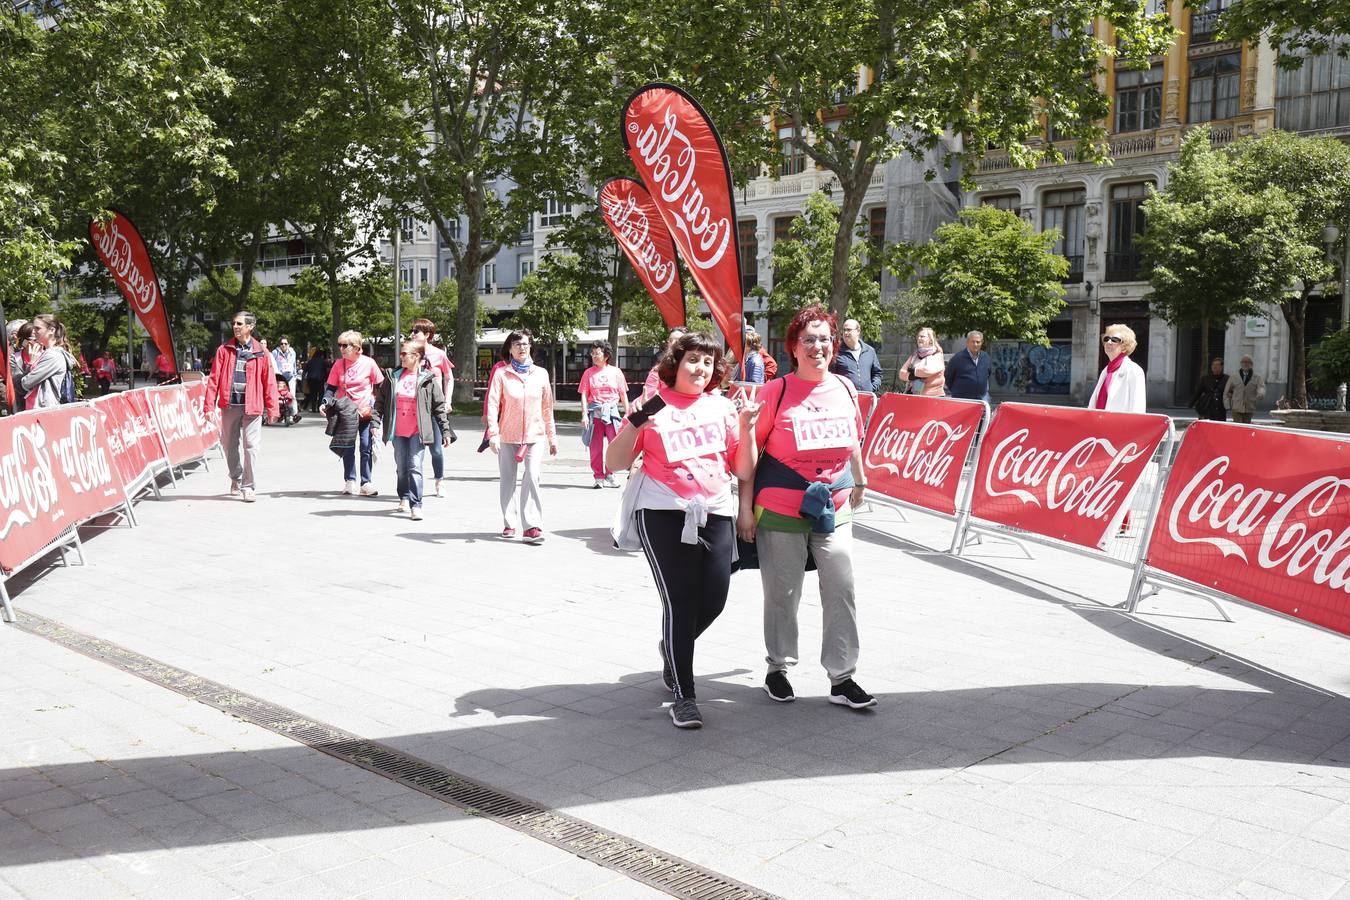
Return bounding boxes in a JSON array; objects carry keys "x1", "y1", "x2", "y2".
[
  {"x1": 657, "y1": 640, "x2": 675, "y2": 692},
  {"x1": 829, "y1": 678, "x2": 877, "y2": 709},
  {"x1": 763, "y1": 670, "x2": 795, "y2": 703},
  {"x1": 669, "y1": 698, "x2": 703, "y2": 729}
]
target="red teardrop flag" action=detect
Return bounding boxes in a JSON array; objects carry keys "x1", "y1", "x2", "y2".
[
  {"x1": 89, "y1": 211, "x2": 176, "y2": 376},
  {"x1": 599, "y1": 177, "x2": 686, "y2": 331},
  {"x1": 621, "y1": 84, "x2": 744, "y2": 367}
]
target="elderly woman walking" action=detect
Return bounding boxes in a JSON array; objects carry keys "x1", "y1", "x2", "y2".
[
  {"x1": 486, "y1": 329, "x2": 557, "y2": 543},
  {"x1": 324, "y1": 331, "x2": 385, "y2": 495}
]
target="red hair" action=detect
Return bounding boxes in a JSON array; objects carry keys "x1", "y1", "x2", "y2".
[{"x1": 785, "y1": 304, "x2": 839, "y2": 366}]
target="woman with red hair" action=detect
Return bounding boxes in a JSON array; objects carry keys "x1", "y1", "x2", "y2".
[{"x1": 738, "y1": 304, "x2": 876, "y2": 710}]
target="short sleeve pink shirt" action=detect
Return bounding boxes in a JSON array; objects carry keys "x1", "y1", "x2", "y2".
[
  {"x1": 327, "y1": 355, "x2": 384, "y2": 409},
  {"x1": 580, "y1": 365, "x2": 627, "y2": 406},
  {"x1": 620, "y1": 385, "x2": 740, "y2": 502},
  {"x1": 753, "y1": 374, "x2": 861, "y2": 518}
]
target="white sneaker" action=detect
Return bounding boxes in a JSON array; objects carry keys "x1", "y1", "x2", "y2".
[
  {"x1": 603, "y1": 474, "x2": 620, "y2": 488},
  {"x1": 241, "y1": 489, "x2": 256, "y2": 503},
  {"x1": 410, "y1": 507, "x2": 423, "y2": 521},
  {"x1": 593, "y1": 479, "x2": 605, "y2": 489},
  {"x1": 342, "y1": 480, "x2": 357, "y2": 495},
  {"x1": 360, "y1": 483, "x2": 378, "y2": 496},
  {"x1": 397, "y1": 499, "x2": 410, "y2": 514}
]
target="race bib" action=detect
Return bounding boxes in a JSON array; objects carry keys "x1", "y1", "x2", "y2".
[
  {"x1": 659, "y1": 414, "x2": 728, "y2": 463},
  {"x1": 791, "y1": 408, "x2": 855, "y2": 451}
]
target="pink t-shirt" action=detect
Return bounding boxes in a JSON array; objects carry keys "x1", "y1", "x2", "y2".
[
  {"x1": 580, "y1": 364, "x2": 627, "y2": 406},
  {"x1": 642, "y1": 367, "x2": 661, "y2": 400},
  {"x1": 753, "y1": 373, "x2": 862, "y2": 518},
  {"x1": 327, "y1": 355, "x2": 384, "y2": 410},
  {"x1": 395, "y1": 370, "x2": 419, "y2": 438},
  {"x1": 423, "y1": 343, "x2": 454, "y2": 391},
  {"x1": 620, "y1": 385, "x2": 740, "y2": 502}
]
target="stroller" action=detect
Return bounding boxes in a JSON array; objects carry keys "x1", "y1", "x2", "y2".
[{"x1": 275, "y1": 374, "x2": 302, "y2": 426}]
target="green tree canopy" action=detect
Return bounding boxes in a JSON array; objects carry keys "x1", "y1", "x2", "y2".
[
  {"x1": 907, "y1": 205, "x2": 1068, "y2": 344},
  {"x1": 510, "y1": 255, "x2": 594, "y2": 349}
]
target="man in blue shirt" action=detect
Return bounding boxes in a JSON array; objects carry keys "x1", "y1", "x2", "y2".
[
  {"x1": 830, "y1": 319, "x2": 882, "y2": 393},
  {"x1": 945, "y1": 330, "x2": 991, "y2": 401}
]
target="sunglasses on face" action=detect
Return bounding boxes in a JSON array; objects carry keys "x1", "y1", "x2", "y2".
[
  {"x1": 1102, "y1": 335, "x2": 1124, "y2": 344},
  {"x1": 339, "y1": 342, "x2": 354, "y2": 349}
]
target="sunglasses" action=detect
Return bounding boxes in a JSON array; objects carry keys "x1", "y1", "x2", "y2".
[
  {"x1": 338, "y1": 342, "x2": 354, "y2": 349},
  {"x1": 1102, "y1": 335, "x2": 1124, "y2": 344}
]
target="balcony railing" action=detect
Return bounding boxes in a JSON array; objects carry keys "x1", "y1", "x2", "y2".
[
  {"x1": 1105, "y1": 250, "x2": 1143, "y2": 282},
  {"x1": 778, "y1": 155, "x2": 807, "y2": 177},
  {"x1": 1190, "y1": 9, "x2": 1221, "y2": 43}
]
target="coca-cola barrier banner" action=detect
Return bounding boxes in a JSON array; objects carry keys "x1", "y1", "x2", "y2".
[
  {"x1": 148, "y1": 384, "x2": 210, "y2": 467},
  {"x1": 599, "y1": 178, "x2": 686, "y2": 331},
  {"x1": 1147, "y1": 422, "x2": 1350, "y2": 637},
  {"x1": 186, "y1": 381, "x2": 221, "y2": 450},
  {"x1": 89, "y1": 210, "x2": 177, "y2": 375},
  {"x1": 970, "y1": 403, "x2": 1170, "y2": 551},
  {"x1": 622, "y1": 84, "x2": 744, "y2": 367},
  {"x1": 92, "y1": 388, "x2": 167, "y2": 488},
  {"x1": 862, "y1": 393, "x2": 983, "y2": 516},
  {"x1": 0, "y1": 406, "x2": 125, "y2": 574}
]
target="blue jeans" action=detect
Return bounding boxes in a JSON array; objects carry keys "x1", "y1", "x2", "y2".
[
  {"x1": 428, "y1": 419, "x2": 444, "y2": 480},
  {"x1": 342, "y1": 419, "x2": 374, "y2": 484},
  {"x1": 393, "y1": 434, "x2": 426, "y2": 507}
]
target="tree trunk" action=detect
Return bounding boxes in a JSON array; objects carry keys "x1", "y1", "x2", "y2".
[
  {"x1": 452, "y1": 265, "x2": 480, "y2": 405},
  {"x1": 325, "y1": 262, "x2": 343, "y2": 358},
  {"x1": 828, "y1": 169, "x2": 873, "y2": 318},
  {"x1": 1199, "y1": 313, "x2": 1210, "y2": 380},
  {"x1": 1283, "y1": 294, "x2": 1309, "y2": 409}
]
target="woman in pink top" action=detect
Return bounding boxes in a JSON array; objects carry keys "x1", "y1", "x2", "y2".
[
  {"x1": 376, "y1": 341, "x2": 450, "y2": 521},
  {"x1": 324, "y1": 330, "x2": 385, "y2": 495},
  {"x1": 579, "y1": 340, "x2": 630, "y2": 489},
  {"x1": 486, "y1": 329, "x2": 556, "y2": 543},
  {"x1": 738, "y1": 304, "x2": 876, "y2": 711},
  {"x1": 641, "y1": 326, "x2": 686, "y2": 400},
  {"x1": 606, "y1": 332, "x2": 758, "y2": 729},
  {"x1": 409, "y1": 318, "x2": 454, "y2": 496},
  {"x1": 897, "y1": 326, "x2": 946, "y2": 396}
]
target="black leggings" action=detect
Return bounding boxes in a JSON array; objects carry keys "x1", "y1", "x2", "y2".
[{"x1": 636, "y1": 508, "x2": 733, "y2": 700}]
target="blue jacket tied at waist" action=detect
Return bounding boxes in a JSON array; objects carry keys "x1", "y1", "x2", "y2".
[{"x1": 753, "y1": 453, "x2": 855, "y2": 534}]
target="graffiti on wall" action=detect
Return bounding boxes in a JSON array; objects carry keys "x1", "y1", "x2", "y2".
[{"x1": 991, "y1": 342, "x2": 1071, "y2": 395}]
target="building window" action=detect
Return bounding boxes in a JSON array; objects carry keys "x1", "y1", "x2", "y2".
[
  {"x1": 1115, "y1": 64, "x2": 1163, "y2": 132},
  {"x1": 400, "y1": 216, "x2": 415, "y2": 244},
  {"x1": 520, "y1": 258, "x2": 535, "y2": 281},
  {"x1": 419, "y1": 266, "x2": 429, "y2": 285},
  {"x1": 1107, "y1": 182, "x2": 1151, "y2": 282},
  {"x1": 444, "y1": 259, "x2": 456, "y2": 281},
  {"x1": 1188, "y1": 53, "x2": 1241, "y2": 123},
  {"x1": 738, "y1": 220, "x2": 758, "y2": 295},
  {"x1": 981, "y1": 194, "x2": 1020, "y2": 212},
  {"x1": 772, "y1": 215, "x2": 797, "y2": 286},
  {"x1": 399, "y1": 264, "x2": 413, "y2": 291},
  {"x1": 541, "y1": 199, "x2": 570, "y2": 228},
  {"x1": 479, "y1": 262, "x2": 496, "y2": 293},
  {"x1": 1276, "y1": 50, "x2": 1350, "y2": 132},
  {"x1": 778, "y1": 124, "x2": 806, "y2": 176},
  {"x1": 868, "y1": 207, "x2": 886, "y2": 246},
  {"x1": 1041, "y1": 188, "x2": 1086, "y2": 284},
  {"x1": 1189, "y1": 0, "x2": 1228, "y2": 43}
]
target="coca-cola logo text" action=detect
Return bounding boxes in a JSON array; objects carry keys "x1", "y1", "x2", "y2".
[
  {"x1": 93, "y1": 218, "x2": 159, "y2": 316},
  {"x1": 627, "y1": 106, "x2": 732, "y2": 271},
  {"x1": 983, "y1": 428, "x2": 1148, "y2": 520},
  {"x1": 0, "y1": 424, "x2": 58, "y2": 540},
  {"x1": 1166, "y1": 456, "x2": 1350, "y2": 592},
  {"x1": 601, "y1": 191, "x2": 679, "y2": 294},
  {"x1": 49, "y1": 415, "x2": 115, "y2": 498},
  {"x1": 866, "y1": 413, "x2": 968, "y2": 488},
  {"x1": 153, "y1": 391, "x2": 198, "y2": 444}
]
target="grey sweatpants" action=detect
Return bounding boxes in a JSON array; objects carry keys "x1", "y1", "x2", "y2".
[
  {"x1": 498, "y1": 442, "x2": 544, "y2": 530},
  {"x1": 756, "y1": 523, "x2": 859, "y2": 685},
  {"x1": 221, "y1": 405, "x2": 262, "y2": 490}
]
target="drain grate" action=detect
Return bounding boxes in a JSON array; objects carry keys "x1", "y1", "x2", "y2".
[{"x1": 15, "y1": 611, "x2": 779, "y2": 900}]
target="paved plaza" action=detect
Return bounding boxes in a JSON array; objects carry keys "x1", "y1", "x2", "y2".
[{"x1": 3, "y1": 413, "x2": 1350, "y2": 899}]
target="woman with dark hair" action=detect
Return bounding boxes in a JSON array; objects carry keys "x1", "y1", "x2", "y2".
[
  {"x1": 642, "y1": 327, "x2": 687, "y2": 400},
  {"x1": 607, "y1": 332, "x2": 759, "y2": 729},
  {"x1": 486, "y1": 329, "x2": 556, "y2": 543},
  {"x1": 376, "y1": 340, "x2": 450, "y2": 521},
  {"x1": 580, "y1": 340, "x2": 630, "y2": 488},
  {"x1": 18, "y1": 314, "x2": 77, "y2": 410},
  {"x1": 408, "y1": 317, "x2": 455, "y2": 495},
  {"x1": 738, "y1": 304, "x2": 875, "y2": 711}
]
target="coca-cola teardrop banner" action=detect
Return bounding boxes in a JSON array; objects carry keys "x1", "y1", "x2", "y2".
[
  {"x1": 0, "y1": 405, "x2": 126, "y2": 574},
  {"x1": 598, "y1": 178, "x2": 686, "y2": 331},
  {"x1": 1147, "y1": 422, "x2": 1350, "y2": 637},
  {"x1": 0, "y1": 296, "x2": 14, "y2": 413},
  {"x1": 89, "y1": 210, "x2": 177, "y2": 376},
  {"x1": 862, "y1": 393, "x2": 984, "y2": 516},
  {"x1": 621, "y1": 84, "x2": 744, "y2": 367},
  {"x1": 970, "y1": 403, "x2": 1171, "y2": 550}
]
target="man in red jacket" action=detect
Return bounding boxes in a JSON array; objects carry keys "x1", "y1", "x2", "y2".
[{"x1": 203, "y1": 311, "x2": 279, "y2": 502}]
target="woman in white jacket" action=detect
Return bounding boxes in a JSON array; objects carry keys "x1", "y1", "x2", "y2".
[{"x1": 1089, "y1": 323, "x2": 1146, "y2": 414}]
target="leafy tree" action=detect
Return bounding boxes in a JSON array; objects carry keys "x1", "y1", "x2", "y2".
[
  {"x1": 907, "y1": 205, "x2": 1068, "y2": 344},
  {"x1": 739, "y1": 0, "x2": 1173, "y2": 318},
  {"x1": 766, "y1": 191, "x2": 904, "y2": 343},
  {"x1": 622, "y1": 289, "x2": 712, "y2": 351},
  {"x1": 1139, "y1": 127, "x2": 1298, "y2": 372},
  {"x1": 1218, "y1": 0, "x2": 1349, "y2": 63},
  {"x1": 1309, "y1": 329, "x2": 1350, "y2": 400},
  {"x1": 412, "y1": 278, "x2": 489, "y2": 346},
  {"x1": 510, "y1": 256, "x2": 595, "y2": 349}
]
